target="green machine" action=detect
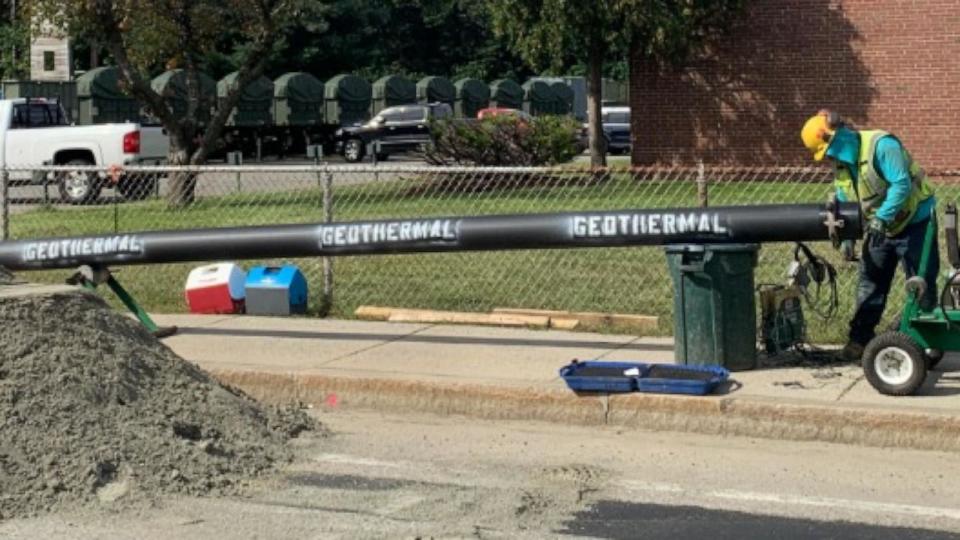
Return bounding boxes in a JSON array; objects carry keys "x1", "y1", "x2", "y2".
[{"x1": 861, "y1": 203, "x2": 960, "y2": 395}]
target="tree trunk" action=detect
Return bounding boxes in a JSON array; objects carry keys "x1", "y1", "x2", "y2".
[
  {"x1": 166, "y1": 130, "x2": 199, "y2": 208},
  {"x1": 587, "y1": 44, "x2": 607, "y2": 168},
  {"x1": 89, "y1": 44, "x2": 99, "y2": 69}
]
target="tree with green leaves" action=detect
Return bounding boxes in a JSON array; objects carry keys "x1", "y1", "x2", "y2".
[
  {"x1": 0, "y1": 0, "x2": 27, "y2": 79},
  {"x1": 27, "y1": 0, "x2": 323, "y2": 206},
  {"x1": 488, "y1": 0, "x2": 627, "y2": 167},
  {"x1": 265, "y1": 0, "x2": 531, "y2": 83},
  {"x1": 0, "y1": 20, "x2": 27, "y2": 79},
  {"x1": 488, "y1": 0, "x2": 745, "y2": 167}
]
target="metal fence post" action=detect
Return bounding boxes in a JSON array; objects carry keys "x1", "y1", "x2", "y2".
[
  {"x1": 697, "y1": 160, "x2": 708, "y2": 208},
  {"x1": 227, "y1": 151, "x2": 243, "y2": 193},
  {"x1": 321, "y1": 166, "x2": 334, "y2": 315},
  {"x1": 372, "y1": 141, "x2": 380, "y2": 183},
  {"x1": 1, "y1": 167, "x2": 8, "y2": 241},
  {"x1": 42, "y1": 161, "x2": 51, "y2": 206}
]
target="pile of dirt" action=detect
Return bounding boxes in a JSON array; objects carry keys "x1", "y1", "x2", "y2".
[
  {"x1": 0, "y1": 266, "x2": 19, "y2": 285},
  {"x1": 0, "y1": 286, "x2": 320, "y2": 519}
]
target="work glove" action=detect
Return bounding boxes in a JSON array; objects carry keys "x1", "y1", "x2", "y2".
[
  {"x1": 840, "y1": 240, "x2": 857, "y2": 262},
  {"x1": 866, "y1": 218, "x2": 887, "y2": 249}
]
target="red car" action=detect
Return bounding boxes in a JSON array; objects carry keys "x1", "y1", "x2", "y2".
[{"x1": 476, "y1": 107, "x2": 533, "y2": 123}]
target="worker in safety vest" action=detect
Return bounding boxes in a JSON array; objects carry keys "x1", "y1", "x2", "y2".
[{"x1": 801, "y1": 110, "x2": 938, "y2": 362}]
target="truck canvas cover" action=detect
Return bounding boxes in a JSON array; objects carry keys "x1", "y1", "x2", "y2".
[
  {"x1": 522, "y1": 79, "x2": 556, "y2": 116},
  {"x1": 416, "y1": 76, "x2": 456, "y2": 108},
  {"x1": 453, "y1": 78, "x2": 490, "y2": 119},
  {"x1": 371, "y1": 75, "x2": 416, "y2": 115},
  {"x1": 76, "y1": 67, "x2": 138, "y2": 124},
  {"x1": 324, "y1": 74, "x2": 372, "y2": 126},
  {"x1": 217, "y1": 72, "x2": 273, "y2": 127},
  {"x1": 150, "y1": 69, "x2": 217, "y2": 125},
  {"x1": 273, "y1": 72, "x2": 325, "y2": 127},
  {"x1": 549, "y1": 81, "x2": 574, "y2": 116},
  {"x1": 489, "y1": 79, "x2": 523, "y2": 110}
]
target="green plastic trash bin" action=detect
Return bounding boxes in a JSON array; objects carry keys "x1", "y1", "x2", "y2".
[{"x1": 665, "y1": 244, "x2": 760, "y2": 371}]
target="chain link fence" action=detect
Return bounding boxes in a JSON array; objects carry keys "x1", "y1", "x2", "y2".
[{"x1": 3, "y1": 162, "x2": 959, "y2": 344}]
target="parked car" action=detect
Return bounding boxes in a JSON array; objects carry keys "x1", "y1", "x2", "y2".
[
  {"x1": 579, "y1": 106, "x2": 631, "y2": 155},
  {"x1": 0, "y1": 97, "x2": 168, "y2": 203},
  {"x1": 601, "y1": 106, "x2": 631, "y2": 154},
  {"x1": 137, "y1": 124, "x2": 170, "y2": 165},
  {"x1": 335, "y1": 103, "x2": 453, "y2": 162}
]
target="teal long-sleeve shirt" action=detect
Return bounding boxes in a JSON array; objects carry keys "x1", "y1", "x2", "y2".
[{"x1": 832, "y1": 132, "x2": 934, "y2": 224}]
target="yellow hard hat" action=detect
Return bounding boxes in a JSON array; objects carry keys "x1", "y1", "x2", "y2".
[{"x1": 800, "y1": 111, "x2": 836, "y2": 161}]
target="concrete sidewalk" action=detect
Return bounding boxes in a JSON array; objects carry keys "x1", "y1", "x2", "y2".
[{"x1": 151, "y1": 313, "x2": 960, "y2": 452}]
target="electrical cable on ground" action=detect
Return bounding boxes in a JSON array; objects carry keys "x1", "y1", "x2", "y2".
[{"x1": 760, "y1": 242, "x2": 844, "y2": 364}]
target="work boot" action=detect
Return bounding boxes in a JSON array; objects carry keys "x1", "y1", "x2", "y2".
[{"x1": 840, "y1": 341, "x2": 865, "y2": 363}]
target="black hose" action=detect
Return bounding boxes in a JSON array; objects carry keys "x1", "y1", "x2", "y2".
[
  {"x1": 793, "y1": 242, "x2": 839, "y2": 320},
  {"x1": 939, "y1": 270, "x2": 959, "y2": 332}
]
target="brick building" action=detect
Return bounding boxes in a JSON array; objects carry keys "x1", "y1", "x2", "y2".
[{"x1": 629, "y1": 0, "x2": 960, "y2": 170}]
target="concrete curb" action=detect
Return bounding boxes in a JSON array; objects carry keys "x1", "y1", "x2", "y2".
[{"x1": 210, "y1": 369, "x2": 960, "y2": 453}]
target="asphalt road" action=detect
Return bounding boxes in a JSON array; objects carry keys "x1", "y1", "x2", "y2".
[
  {"x1": 564, "y1": 500, "x2": 960, "y2": 539},
  {"x1": 3, "y1": 409, "x2": 959, "y2": 539},
  {"x1": 1, "y1": 153, "x2": 623, "y2": 217},
  {"x1": 2, "y1": 155, "x2": 418, "y2": 214}
]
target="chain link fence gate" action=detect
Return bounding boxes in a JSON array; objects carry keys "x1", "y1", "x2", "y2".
[{"x1": 3, "y1": 163, "x2": 959, "y2": 344}]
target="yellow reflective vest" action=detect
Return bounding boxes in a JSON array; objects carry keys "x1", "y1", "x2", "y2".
[{"x1": 833, "y1": 130, "x2": 934, "y2": 235}]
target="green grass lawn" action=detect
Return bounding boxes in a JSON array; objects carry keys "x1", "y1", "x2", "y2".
[
  {"x1": 10, "y1": 175, "x2": 835, "y2": 236},
  {"x1": 11, "y1": 172, "x2": 948, "y2": 344}
]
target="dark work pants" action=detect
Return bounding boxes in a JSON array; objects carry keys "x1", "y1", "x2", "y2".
[{"x1": 848, "y1": 218, "x2": 939, "y2": 346}]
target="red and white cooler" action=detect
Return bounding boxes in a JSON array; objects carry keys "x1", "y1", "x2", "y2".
[{"x1": 184, "y1": 263, "x2": 247, "y2": 314}]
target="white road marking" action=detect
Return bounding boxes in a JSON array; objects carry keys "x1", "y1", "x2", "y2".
[
  {"x1": 618, "y1": 480, "x2": 685, "y2": 494},
  {"x1": 313, "y1": 453, "x2": 405, "y2": 469}
]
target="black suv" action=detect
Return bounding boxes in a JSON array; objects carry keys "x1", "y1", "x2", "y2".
[
  {"x1": 600, "y1": 106, "x2": 631, "y2": 154},
  {"x1": 335, "y1": 103, "x2": 453, "y2": 162},
  {"x1": 578, "y1": 106, "x2": 631, "y2": 155}
]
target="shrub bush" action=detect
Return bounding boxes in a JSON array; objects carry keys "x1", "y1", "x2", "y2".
[{"x1": 424, "y1": 114, "x2": 582, "y2": 167}]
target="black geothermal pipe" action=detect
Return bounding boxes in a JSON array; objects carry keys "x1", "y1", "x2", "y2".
[{"x1": 0, "y1": 203, "x2": 861, "y2": 271}]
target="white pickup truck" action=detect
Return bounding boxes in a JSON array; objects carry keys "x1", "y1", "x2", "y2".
[{"x1": 0, "y1": 97, "x2": 168, "y2": 204}]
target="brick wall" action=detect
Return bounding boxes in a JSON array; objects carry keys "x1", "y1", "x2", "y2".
[{"x1": 629, "y1": 0, "x2": 960, "y2": 170}]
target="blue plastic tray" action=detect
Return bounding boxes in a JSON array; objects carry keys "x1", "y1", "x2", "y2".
[
  {"x1": 558, "y1": 361, "x2": 644, "y2": 393},
  {"x1": 559, "y1": 360, "x2": 729, "y2": 396},
  {"x1": 634, "y1": 364, "x2": 729, "y2": 396}
]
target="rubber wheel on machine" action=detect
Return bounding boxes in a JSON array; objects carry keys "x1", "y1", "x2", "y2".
[
  {"x1": 343, "y1": 139, "x2": 364, "y2": 163},
  {"x1": 862, "y1": 331, "x2": 927, "y2": 396},
  {"x1": 118, "y1": 174, "x2": 160, "y2": 201},
  {"x1": 57, "y1": 158, "x2": 101, "y2": 205},
  {"x1": 886, "y1": 320, "x2": 944, "y2": 370}
]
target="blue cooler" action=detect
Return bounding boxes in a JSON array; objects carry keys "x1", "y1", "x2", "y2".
[{"x1": 244, "y1": 265, "x2": 308, "y2": 315}]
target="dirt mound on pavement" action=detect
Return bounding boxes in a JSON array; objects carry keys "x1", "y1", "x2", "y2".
[
  {"x1": 0, "y1": 266, "x2": 20, "y2": 285},
  {"x1": 0, "y1": 286, "x2": 319, "y2": 519}
]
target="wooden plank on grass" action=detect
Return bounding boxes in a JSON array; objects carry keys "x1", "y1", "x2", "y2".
[
  {"x1": 549, "y1": 318, "x2": 581, "y2": 330},
  {"x1": 492, "y1": 308, "x2": 658, "y2": 332},
  {"x1": 385, "y1": 309, "x2": 550, "y2": 328},
  {"x1": 355, "y1": 306, "x2": 394, "y2": 321}
]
